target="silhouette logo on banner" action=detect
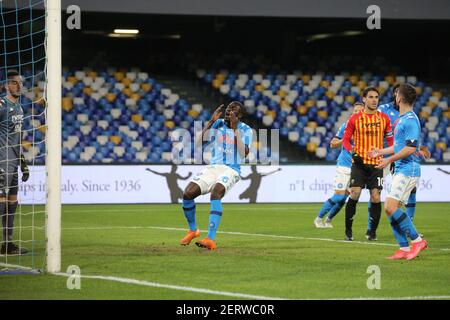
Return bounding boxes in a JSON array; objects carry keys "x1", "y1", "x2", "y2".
[
  {"x1": 146, "y1": 165, "x2": 192, "y2": 203},
  {"x1": 239, "y1": 166, "x2": 282, "y2": 203},
  {"x1": 437, "y1": 168, "x2": 450, "y2": 175}
]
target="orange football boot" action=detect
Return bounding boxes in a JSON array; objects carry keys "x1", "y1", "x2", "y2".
[
  {"x1": 180, "y1": 229, "x2": 200, "y2": 246},
  {"x1": 195, "y1": 237, "x2": 217, "y2": 250},
  {"x1": 387, "y1": 249, "x2": 409, "y2": 260},
  {"x1": 406, "y1": 239, "x2": 428, "y2": 260}
]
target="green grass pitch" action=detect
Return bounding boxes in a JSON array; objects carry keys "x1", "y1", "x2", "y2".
[{"x1": 1, "y1": 203, "x2": 449, "y2": 300}]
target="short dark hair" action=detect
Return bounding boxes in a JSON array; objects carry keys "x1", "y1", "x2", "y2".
[
  {"x1": 353, "y1": 101, "x2": 364, "y2": 107},
  {"x1": 7, "y1": 70, "x2": 20, "y2": 79},
  {"x1": 397, "y1": 83, "x2": 417, "y2": 105},
  {"x1": 362, "y1": 86, "x2": 379, "y2": 97}
]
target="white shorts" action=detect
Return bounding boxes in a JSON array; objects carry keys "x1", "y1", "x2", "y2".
[
  {"x1": 387, "y1": 173, "x2": 419, "y2": 205},
  {"x1": 383, "y1": 165, "x2": 391, "y2": 178},
  {"x1": 334, "y1": 166, "x2": 351, "y2": 191},
  {"x1": 191, "y1": 165, "x2": 241, "y2": 195}
]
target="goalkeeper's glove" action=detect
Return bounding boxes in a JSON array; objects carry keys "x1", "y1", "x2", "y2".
[
  {"x1": 351, "y1": 151, "x2": 364, "y2": 166},
  {"x1": 20, "y1": 154, "x2": 29, "y2": 182}
]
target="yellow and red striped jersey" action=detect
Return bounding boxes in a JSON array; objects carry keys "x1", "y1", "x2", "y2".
[{"x1": 343, "y1": 110, "x2": 393, "y2": 165}]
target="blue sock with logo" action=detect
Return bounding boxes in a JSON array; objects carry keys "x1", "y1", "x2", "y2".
[
  {"x1": 318, "y1": 194, "x2": 346, "y2": 219},
  {"x1": 327, "y1": 194, "x2": 348, "y2": 220},
  {"x1": 388, "y1": 208, "x2": 419, "y2": 242},
  {"x1": 405, "y1": 190, "x2": 416, "y2": 222},
  {"x1": 182, "y1": 199, "x2": 197, "y2": 231},
  {"x1": 367, "y1": 201, "x2": 373, "y2": 231},
  {"x1": 208, "y1": 200, "x2": 223, "y2": 240}
]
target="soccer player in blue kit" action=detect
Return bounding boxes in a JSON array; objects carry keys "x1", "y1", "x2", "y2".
[
  {"x1": 369, "y1": 84, "x2": 428, "y2": 260},
  {"x1": 366, "y1": 84, "x2": 430, "y2": 240},
  {"x1": 179, "y1": 101, "x2": 253, "y2": 250},
  {"x1": 314, "y1": 102, "x2": 364, "y2": 228}
]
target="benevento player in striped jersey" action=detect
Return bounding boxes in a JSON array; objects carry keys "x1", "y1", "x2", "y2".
[{"x1": 342, "y1": 86, "x2": 393, "y2": 241}]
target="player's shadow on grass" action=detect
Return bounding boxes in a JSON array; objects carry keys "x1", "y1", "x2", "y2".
[
  {"x1": 146, "y1": 165, "x2": 192, "y2": 203},
  {"x1": 239, "y1": 166, "x2": 281, "y2": 203}
]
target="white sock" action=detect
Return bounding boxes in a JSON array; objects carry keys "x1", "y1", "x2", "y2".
[
  {"x1": 400, "y1": 247, "x2": 410, "y2": 252},
  {"x1": 411, "y1": 236, "x2": 422, "y2": 243}
]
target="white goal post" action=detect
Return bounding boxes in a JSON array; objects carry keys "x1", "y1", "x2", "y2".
[{"x1": 45, "y1": 0, "x2": 61, "y2": 273}]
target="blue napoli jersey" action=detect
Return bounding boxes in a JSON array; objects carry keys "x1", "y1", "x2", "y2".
[
  {"x1": 207, "y1": 119, "x2": 253, "y2": 174},
  {"x1": 393, "y1": 111, "x2": 421, "y2": 177},
  {"x1": 378, "y1": 102, "x2": 399, "y2": 148},
  {"x1": 335, "y1": 122, "x2": 352, "y2": 168}
]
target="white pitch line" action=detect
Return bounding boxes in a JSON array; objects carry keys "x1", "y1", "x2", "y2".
[
  {"x1": 60, "y1": 225, "x2": 450, "y2": 252},
  {"x1": 51, "y1": 272, "x2": 287, "y2": 300},
  {"x1": 1, "y1": 262, "x2": 448, "y2": 300}
]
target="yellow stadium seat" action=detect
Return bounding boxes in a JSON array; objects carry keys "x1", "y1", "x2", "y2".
[
  {"x1": 416, "y1": 87, "x2": 423, "y2": 94},
  {"x1": 305, "y1": 100, "x2": 315, "y2": 108},
  {"x1": 427, "y1": 101, "x2": 437, "y2": 108},
  {"x1": 88, "y1": 71, "x2": 97, "y2": 78},
  {"x1": 345, "y1": 96, "x2": 355, "y2": 104},
  {"x1": 444, "y1": 111, "x2": 450, "y2": 119},
  {"x1": 377, "y1": 86, "x2": 386, "y2": 95},
  {"x1": 67, "y1": 76, "x2": 77, "y2": 84},
  {"x1": 110, "y1": 136, "x2": 121, "y2": 145},
  {"x1": 318, "y1": 111, "x2": 328, "y2": 118},
  {"x1": 277, "y1": 90, "x2": 287, "y2": 98},
  {"x1": 122, "y1": 88, "x2": 132, "y2": 97},
  {"x1": 22, "y1": 141, "x2": 32, "y2": 150},
  {"x1": 325, "y1": 91, "x2": 335, "y2": 99},
  {"x1": 320, "y1": 80, "x2": 330, "y2": 88},
  {"x1": 131, "y1": 93, "x2": 140, "y2": 101},
  {"x1": 83, "y1": 87, "x2": 93, "y2": 95},
  {"x1": 349, "y1": 75, "x2": 359, "y2": 85},
  {"x1": 164, "y1": 121, "x2": 175, "y2": 129},
  {"x1": 266, "y1": 110, "x2": 276, "y2": 119},
  {"x1": 297, "y1": 106, "x2": 307, "y2": 115},
  {"x1": 255, "y1": 84, "x2": 264, "y2": 92},
  {"x1": 280, "y1": 100, "x2": 290, "y2": 108},
  {"x1": 62, "y1": 97, "x2": 73, "y2": 112},
  {"x1": 301, "y1": 75, "x2": 310, "y2": 84},
  {"x1": 436, "y1": 142, "x2": 447, "y2": 150},
  {"x1": 131, "y1": 114, "x2": 143, "y2": 123},
  {"x1": 216, "y1": 74, "x2": 226, "y2": 82},
  {"x1": 432, "y1": 91, "x2": 442, "y2": 98},
  {"x1": 115, "y1": 72, "x2": 124, "y2": 81},
  {"x1": 385, "y1": 75, "x2": 395, "y2": 85},
  {"x1": 357, "y1": 81, "x2": 367, "y2": 89},
  {"x1": 188, "y1": 110, "x2": 199, "y2": 118},
  {"x1": 419, "y1": 111, "x2": 430, "y2": 119},
  {"x1": 106, "y1": 93, "x2": 116, "y2": 103},
  {"x1": 212, "y1": 79, "x2": 222, "y2": 89},
  {"x1": 307, "y1": 142, "x2": 318, "y2": 153},
  {"x1": 141, "y1": 83, "x2": 152, "y2": 92},
  {"x1": 38, "y1": 126, "x2": 46, "y2": 134},
  {"x1": 122, "y1": 78, "x2": 132, "y2": 87},
  {"x1": 307, "y1": 121, "x2": 318, "y2": 129},
  {"x1": 252, "y1": 141, "x2": 261, "y2": 150}
]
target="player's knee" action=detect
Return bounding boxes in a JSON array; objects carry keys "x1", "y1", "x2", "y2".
[
  {"x1": 210, "y1": 184, "x2": 225, "y2": 200},
  {"x1": 384, "y1": 201, "x2": 397, "y2": 215},
  {"x1": 350, "y1": 190, "x2": 361, "y2": 200}
]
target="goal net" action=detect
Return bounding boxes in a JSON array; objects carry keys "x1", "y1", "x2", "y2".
[{"x1": 0, "y1": 0, "x2": 61, "y2": 273}]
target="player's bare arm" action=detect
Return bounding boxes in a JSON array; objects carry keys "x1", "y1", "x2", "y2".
[
  {"x1": 330, "y1": 137, "x2": 342, "y2": 149},
  {"x1": 198, "y1": 104, "x2": 223, "y2": 145},
  {"x1": 375, "y1": 146, "x2": 416, "y2": 169}
]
